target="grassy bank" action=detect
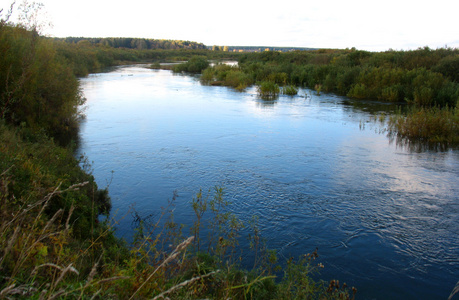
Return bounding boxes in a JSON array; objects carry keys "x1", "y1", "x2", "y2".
[{"x1": 0, "y1": 121, "x2": 127, "y2": 298}]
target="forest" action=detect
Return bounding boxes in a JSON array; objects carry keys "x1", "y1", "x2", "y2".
[
  {"x1": 54, "y1": 36, "x2": 206, "y2": 50},
  {"x1": 1, "y1": 3, "x2": 458, "y2": 298}
]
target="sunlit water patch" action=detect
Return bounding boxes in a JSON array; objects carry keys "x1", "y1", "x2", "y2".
[{"x1": 78, "y1": 66, "x2": 459, "y2": 300}]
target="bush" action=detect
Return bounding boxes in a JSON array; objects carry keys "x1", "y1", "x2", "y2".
[{"x1": 257, "y1": 81, "x2": 280, "y2": 99}]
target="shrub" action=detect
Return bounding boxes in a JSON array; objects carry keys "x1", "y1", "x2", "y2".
[
  {"x1": 257, "y1": 81, "x2": 280, "y2": 99},
  {"x1": 224, "y1": 70, "x2": 252, "y2": 90}
]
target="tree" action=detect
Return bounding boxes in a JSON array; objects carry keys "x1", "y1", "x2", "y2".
[{"x1": 15, "y1": 0, "x2": 52, "y2": 34}]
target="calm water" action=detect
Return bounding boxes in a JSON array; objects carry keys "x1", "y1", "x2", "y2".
[{"x1": 78, "y1": 65, "x2": 459, "y2": 299}]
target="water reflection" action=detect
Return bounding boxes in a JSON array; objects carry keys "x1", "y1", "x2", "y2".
[
  {"x1": 388, "y1": 134, "x2": 459, "y2": 153},
  {"x1": 256, "y1": 98, "x2": 278, "y2": 107}
]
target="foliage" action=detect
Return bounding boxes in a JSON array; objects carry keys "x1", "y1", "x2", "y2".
[
  {"x1": 172, "y1": 56, "x2": 210, "y2": 73},
  {"x1": 234, "y1": 47, "x2": 459, "y2": 107},
  {"x1": 0, "y1": 23, "x2": 84, "y2": 144}
]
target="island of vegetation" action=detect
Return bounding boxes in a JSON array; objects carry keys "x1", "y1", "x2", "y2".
[{"x1": 1, "y1": 2, "x2": 458, "y2": 299}]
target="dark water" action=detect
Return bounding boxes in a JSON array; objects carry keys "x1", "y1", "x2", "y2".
[{"x1": 78, "y1": 65, "x2": 459, "y2": 299}]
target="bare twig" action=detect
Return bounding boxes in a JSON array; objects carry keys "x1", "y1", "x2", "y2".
[
  {"x1": 0, "y1": 225, "x2": 20, "y2": 265},
  {"x1": 95, "y1": 276, "x2": 130, "y2": 284},
  {"x1": 53, "y1": 263, "x2": 80, "y2": 287},
  {"x1": 152, "y1": 270, "x2": 220, "y2": 300},
  {"x1": 32, "y1": 263, "x2": 65, "y2": 275},
  {"x1": 129, "y1": 236, "x2": 194, "y2": 300}
]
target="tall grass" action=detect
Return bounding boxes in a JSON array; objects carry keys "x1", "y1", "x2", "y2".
[
  {"x1": 388, "y1": 104, "x2": 459, "y2": 145},
  {"x1": 257, "y1": 81, "x2": 280, "y2": 99}
]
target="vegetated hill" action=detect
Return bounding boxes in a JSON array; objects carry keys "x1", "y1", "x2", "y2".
[{"x1": 52, "y1": 37, "x2": 207, "y2": 50}]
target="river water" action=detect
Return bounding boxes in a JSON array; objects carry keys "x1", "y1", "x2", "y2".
[{"x1": 78, "y1": 65, "x2": 459, "y2": 299}]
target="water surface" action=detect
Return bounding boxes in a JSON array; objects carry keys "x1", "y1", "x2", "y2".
[{"x1": 78, "y1": 65, "x2": 459, "y2": 299}]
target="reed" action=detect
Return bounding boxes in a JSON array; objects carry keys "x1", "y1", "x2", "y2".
[{"x1": 388, "y1": 104, "x2": 459, "y2": 144}]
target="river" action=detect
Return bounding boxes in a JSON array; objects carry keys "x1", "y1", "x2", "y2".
[{"x1": 78, "y1": 65, "x2": 459, "y2": 299}]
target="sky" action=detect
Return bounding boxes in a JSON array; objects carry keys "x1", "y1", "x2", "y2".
[{"x1": 2, "y1": 0, "x2": 459, "y2": 52}]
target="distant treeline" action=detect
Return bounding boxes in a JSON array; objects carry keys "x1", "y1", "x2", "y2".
[
  {"x1": 53, "y1": 37, "x2": 206, "y2": 50},
  {"x1": 51, "y1": 41, "x2": 241, "y2": 76},
  {"x1": 210, "y1": 46, "x2": 317, "y2": 52}
]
